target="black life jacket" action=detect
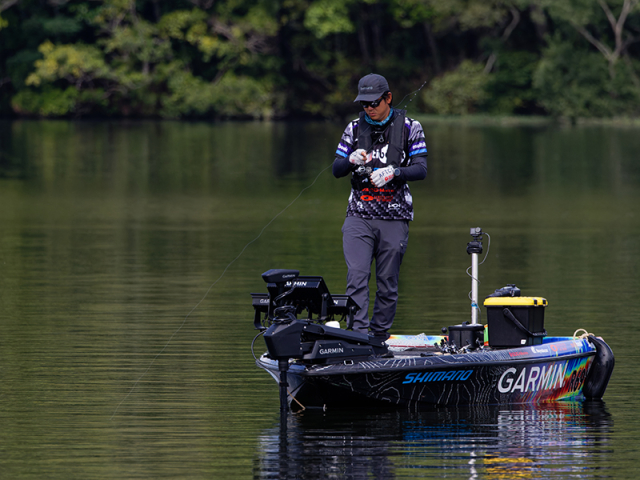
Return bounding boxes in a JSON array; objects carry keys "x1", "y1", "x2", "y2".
[{"x1": 351, "y1": 109, "x2": 407, "y2": 190}]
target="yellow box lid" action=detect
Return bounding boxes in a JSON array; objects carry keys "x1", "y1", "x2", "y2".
[{"x1": 483, "y1": 296, "x2": 548, "y2": 307}]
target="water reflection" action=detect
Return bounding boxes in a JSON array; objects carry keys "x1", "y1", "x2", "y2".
[
  {"x1": 255, "y1": 402, "x2": 613, "y2": 479},
  {"x1": 3, "y1": 120, "x2": 640, "y2": 195},
  {"x1": 1, "y1": 119, "x2": 637, "y2": 478}
]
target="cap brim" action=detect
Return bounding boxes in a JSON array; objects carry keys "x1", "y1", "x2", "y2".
[{"x1": 354, "y1": 92, "x2": 383, "y2": 102}]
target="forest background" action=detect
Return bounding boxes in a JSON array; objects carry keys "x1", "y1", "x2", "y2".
[{"x1": 1, "y1": 0, "x2": 640, "y2": 120}]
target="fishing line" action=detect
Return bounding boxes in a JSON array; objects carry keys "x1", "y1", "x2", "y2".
[
  {"x1": 357, "y1": 77, "x2": 430, "y2": 158},
  {"x1": 110, "y1": 76, "x2": 429, "y2": 419},
  {"x1": 396, "y1": 78, "x2": 429, "y2": 111},
  {"x1": 110, "y1": 162, "x2": 334, "y2": 420}
]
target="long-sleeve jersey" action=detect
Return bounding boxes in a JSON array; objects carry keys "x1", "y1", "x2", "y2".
[{"x1": 333, "y1": 110, "x2": 427, "y2": 220}]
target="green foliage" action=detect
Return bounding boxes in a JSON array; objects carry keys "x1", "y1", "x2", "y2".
[
  {"x1": 25, "y1": 41, "x2": 112, "y2": 88},
  {"x1": 160, "y1": 67, "x2": 274, "y2": 119},
  {"x1": 103, "y1": 20, "x2": 173, "y2": 66},
  {"x1": 533, "y1": 36, "x2": 640, "y2": 117},
  {"x1": 539, "y1": 0, "x2": 608, "y2": 26},
  {"x1": 41, "y1": 16, "x2": 83, "y2": 37},
  {"x1": 398, "y1": 0, "x2": 519, "y2": 32},
  {"x1": 3, "y1": 0, "x2": 281, "y2": 118},
  {"x1": 2, "y1": 0, "x2": 640, "y2": 118},
  {"x1": 304, "y1": 0, "x2": 355, "y2": 38},
  {"x1": 5, "y1": 50, "x2": 42, "y2": 90},
  {"x1": 422, "y1": 61, "x2": 490, "y2": 114},
  {"x1": 390, "y1": 0, "x2": 435, "y2": 27},
  {"x1": 485, "y1": 51, "x2": 538, "y2": 114},
  {"x1": 11, "y1": 86, "x2": 78, "y2": 116}
]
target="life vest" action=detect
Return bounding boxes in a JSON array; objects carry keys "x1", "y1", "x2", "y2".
[{"x1": 351, "y1": 109, "x2": 407, "y2": 191}]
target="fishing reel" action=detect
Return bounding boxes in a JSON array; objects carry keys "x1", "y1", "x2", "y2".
[{"x1": 354, "y1": 165, "x2": 372, "y2": 176}]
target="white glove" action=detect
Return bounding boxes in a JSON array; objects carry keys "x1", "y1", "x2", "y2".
[
  {"x1": 370, "y1": 166, "x2": 395, "y2": 187},
  {"x1": 349, "y1": 149, "x2": 370, "y2": 165}
]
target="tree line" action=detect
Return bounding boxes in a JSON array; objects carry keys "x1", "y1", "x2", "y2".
[{"x1": 1, "y1": 0, "x2": 639, "y2": 119}]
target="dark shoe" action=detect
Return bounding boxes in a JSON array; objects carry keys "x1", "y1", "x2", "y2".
[{"x1": 369, "y1": 331, "x2": 390, "y2": 341}]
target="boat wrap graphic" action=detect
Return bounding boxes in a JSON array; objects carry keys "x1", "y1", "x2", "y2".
[{"x1": 257, "y1": 337, "x2": 598, "y2": 409}]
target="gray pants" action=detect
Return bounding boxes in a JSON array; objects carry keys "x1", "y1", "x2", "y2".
[{"x1": 342, "y1": 216, "x2": 409, "y2": 334}]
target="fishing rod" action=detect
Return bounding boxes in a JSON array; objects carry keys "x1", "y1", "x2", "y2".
[
  {"x1": 110, "y1": 77, "x2": 430, "y2": 419},
  {"x1": 397, "y1": 78, "x2": 429, "y2": 111},
  {"x1": 354, "y1": 76, "x2": 430, "y2": 174},
  {"x1": 110, "y1": 162, "x2": 333, "y2": 420}
]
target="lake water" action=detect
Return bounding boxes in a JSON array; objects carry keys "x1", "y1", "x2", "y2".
[{"x1": 1, "y1": 118, "x2": 639, "y2": 479}]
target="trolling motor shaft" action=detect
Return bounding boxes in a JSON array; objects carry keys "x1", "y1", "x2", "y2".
[
  {"x1": 467, "y1": 227, "x2": 483, "y2": 324},
  {"x1": 278, "y1": 359, "x2": 289, "y2": 413}
]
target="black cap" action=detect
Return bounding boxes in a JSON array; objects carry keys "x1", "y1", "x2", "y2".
[{"x1": 354, "y1": 74, "x2": 389, "y2": 102}]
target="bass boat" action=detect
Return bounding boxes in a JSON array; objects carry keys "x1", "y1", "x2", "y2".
[{"x1": 251, "y1": 228, "x2": 614, "y2": 412}]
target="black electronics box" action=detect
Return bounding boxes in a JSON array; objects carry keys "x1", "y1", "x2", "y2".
[
  {"x1": 447, "y1": 323, "x2": 484, "y2": 349},
  {"x1": 484, "y1": 297, "x2": 547, "y2": 348}
]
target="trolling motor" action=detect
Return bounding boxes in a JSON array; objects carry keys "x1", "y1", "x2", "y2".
[
  {"x1": 252, "y1": 269, "x2": 388, "y2": 412},
  {"x1": 444, "y1": 228, "x2": 485, "y2": 351}
]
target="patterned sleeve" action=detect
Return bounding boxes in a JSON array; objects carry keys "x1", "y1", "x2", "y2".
[
  {"x1": 335, "y1": 119, "x2": 358, "y2": 158},
  {"x1": 406, "y1": 117, "x2": 428, "y2": 158}
]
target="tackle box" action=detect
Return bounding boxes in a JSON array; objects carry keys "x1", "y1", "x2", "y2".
[{"x1": 484, "y1": 296, "x2": 547, "y2": 347}]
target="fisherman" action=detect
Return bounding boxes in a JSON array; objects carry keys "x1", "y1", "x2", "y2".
[{"x1": 332, "y1": 73, "x2": 428, "y2": 339}]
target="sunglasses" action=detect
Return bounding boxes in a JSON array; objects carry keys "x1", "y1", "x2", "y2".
[{"x1": 360, "y1": 95, "x2": 387, "y2": 108}]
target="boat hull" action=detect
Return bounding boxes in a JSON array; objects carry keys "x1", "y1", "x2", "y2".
[{"x1": 257, "y1": 337, "x2": 602, "y2": 411}]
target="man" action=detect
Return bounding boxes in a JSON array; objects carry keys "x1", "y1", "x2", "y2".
[{"x1": 333, "y1": 73, "x2": 428, "y2": 338}]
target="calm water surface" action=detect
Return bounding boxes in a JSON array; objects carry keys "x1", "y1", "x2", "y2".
[{"x1": 1, "y1": 119, "x2": 639, "y2": 479}]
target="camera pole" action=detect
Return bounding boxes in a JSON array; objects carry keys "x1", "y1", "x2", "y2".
[{"x1": 467, "y1": 228, "x2": 483, "y2": 324}]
